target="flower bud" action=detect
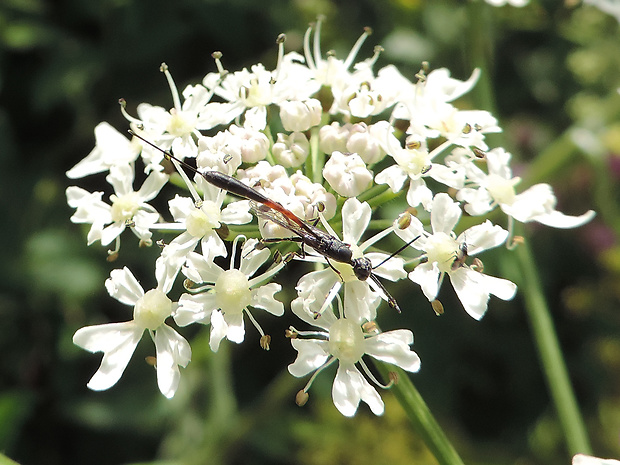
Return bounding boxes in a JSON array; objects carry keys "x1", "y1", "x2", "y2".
[
  {"x1": 319, "y1": 122, "x2": 350, "y2": 155},
  {"x1": 279, "y1": 98, "x2": 322, "y2": 132},
  {"x1": 322, "y1": 151, "x2": 372, "y2": 197},
  {"x1": 346, "y1": 121, "x2": 388, "y2": 164},
  {"x1": 228, "y1": 124, "x2": 269, "y2": 163},
  {"x1": 273, "y1": 132, "x2": 310, "y2": 168}
]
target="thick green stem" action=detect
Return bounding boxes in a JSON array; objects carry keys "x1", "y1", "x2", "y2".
[
  {"x1": 514, "y1": 239, "x2": 592, "y2": 456},
  {"x1": 376, "y1": 362, "x2": 465, "y2": 465}
]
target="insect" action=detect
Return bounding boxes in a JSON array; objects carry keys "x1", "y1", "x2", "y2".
[
  {"x1": 129, "y1": 131, "x2": 403, "y2": 312},
  {"x1": 451, "y1": 241, "x2": 468, "y2": 270}
]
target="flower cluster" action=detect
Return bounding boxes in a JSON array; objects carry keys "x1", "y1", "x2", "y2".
[{"x1": 67, "y1": 19, "x2": 594, "y2": 415}]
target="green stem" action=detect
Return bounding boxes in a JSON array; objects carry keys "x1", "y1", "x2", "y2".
[
  {"x1": 375, "y1": 362, "x2": 465, "y2": 465},
  {"x1": 514, "y1": 238, "x2": 592, "y2": 456}
]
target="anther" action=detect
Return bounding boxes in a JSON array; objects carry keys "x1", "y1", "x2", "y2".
[
  {"x1": 295, "y1": 390, "x2": 309, "y2": 407},
  {"x1": 260, "y1": 335, "x2": 271, "y2": 351},
  {"x1": 145, "y1": 356, "x2": 157, "y2": 368},
  {"x1": 473, "y1": 147, "x2": 486, "y2": 159},
  {"x1": 431, "y1": 299, "x2": 444, "y2": 316},
  {"x1": 471, "y1": 257, "x2": 484, "y2": 272}
]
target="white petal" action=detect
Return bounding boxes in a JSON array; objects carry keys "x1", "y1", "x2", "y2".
[
  {"x1": 573, "y1": 454, "x2": 620, "y2": 465},
  {"x1": 343, "y1": 280, "x2": 380, "y2": 323},
  {"x1": 99, "y1": 222, "x2": 125, "y2": 246},
  {"x1": 251, "y1": 283, "x2": 284, "y2": 316},
  {"x1": 332, "y1": 363, "x2": 384, "y2": 417},
  {"x1": 406, "y1": 178, "x2": 433, "y2": 210},
  {"x1": 221, "y1": 199, "x2": 253, "y2": 225},
  {"x1": 239, "y1": 239, "x2": 271, "y2": 277},
  {"x1": 367, "y1": 252, "x2": 407, "y2": 281},
  {"x1": 364, "y1": 329, "x2": 421, "y2": 373},
  {"x1": 450, "y1": 268, "x2": 517, "y2": 320},
  {"x1": 409, "y1": 262, "x2": 441, "y2": 301},
  {"x1": 532, "y1": 209, "x2": 596, "y2": 229},
  {"x1": 291, "y1": 269, "x2": 340, "y2": 329},
  {"x1": 136, "y1": 170, "x2": 169, "y2": 202},
  {"x1": 73, "y1": 321, "x2": 143, "y2": 391},
  {"x1": 174, "y1": 292, "x2": 217, "y2": 326},
  {"x1": 209, "y1": 310, "x2": 228, "y2": 352},
  {"x1": 224, "y1": 312, "x2": 245, "y2": 344},
  {"x1": 430, "y1": 193, "x2": 461, "y2": 233},
  {"x1": 459, "y1": 220, "x2": 508, "y2": 255},
  {"x1": 288, "y1": 339, "x2": 330, "y2": 377},
  {"x1": 105, "y1": 267, "x2": 144, "y2": 306},
  {"x1": 375, "y1": 165, "x2": 408, "y2": 193},
  {"x1": 154, "y1": 324, "x2": 191, "y2": 398},
  {"x1": 66, "y1": 122, "x2": 138, "y2": 178},
  {"x1": 341, "y1": 198, "x2": 371, "y2": 245}
]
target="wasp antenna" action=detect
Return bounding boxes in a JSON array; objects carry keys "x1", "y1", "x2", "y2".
[
  {"x1": 128, "y1": 130, "x2": 200, "y2": 177},
  {"x1": 372, "y1": 235, "x2": 421, "y2": 271}
]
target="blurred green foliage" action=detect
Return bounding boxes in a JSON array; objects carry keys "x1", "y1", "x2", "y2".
[{"x1": 1, "y1": 0, "x2": 619, "y2": 464}]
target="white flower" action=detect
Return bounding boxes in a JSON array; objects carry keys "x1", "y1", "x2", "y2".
[
  {"x1": 73, "y1": 267, "x2": 191, "y2": 398},
  {"x1": 66, "y1": 163, "x2": 167, "y2": 247},
  {"x1": 66, "y1": 122, "x2": 140, "y2": 179},
  {"x1": 288, "y1": 296, "x2": 421, "y2": 417},
  {"x1": 456, "y1": 148, "x2": 596, "y2": 228},
  {"x1": 174, "y1": 238, "x2": 285, "y2": 352},
  {"x1": 573, "y1": 455, "x2": 620, "y2": 465},
  {"x1": 155, "y1": 168, "x2": 252, "y2": 293},
  {"x1": 376, "y1": 129, "x2": 465, "y2": 210},
  {"x1": 323, "y1": 151, "x2": 373, "y2": 197},
  {"x1": 291, "y1": 197, "x2": 406, "y2": 319},
  {"x1": 395, "y1": 193, "x2": 517, "y2": 320},
  {"x1": 203, "y1": 49, "x2": 318, "y2": 131},
  {"x1": 122, "y1": 65, "x2": 215, "y2": 171}
]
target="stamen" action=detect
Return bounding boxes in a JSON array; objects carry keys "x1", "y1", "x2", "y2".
[
  {"x1": 343, "y1": 26, "x2": 372, "y2": 70},
  {"x1": 169, "y1": 157, "x2": 202, "y2": 203},
  {"x1": 230, "y1": 234, "x2": 247, "y2": 271},
  {"x1": 245, "y1": 307, "x2": 266, "y2": 338},
  {"x1": 247, "y1": 258, "x2": 286, "y2": 288},
  {"x1": 314, "y1": 16, "x2": 326, "y2": 68},
  {"x1": 300, "y1": 356, "x2": 337, "y2": 394},
  {"x1": 314, "y1": 281, "x2": 342, "y2": 318},
  {"x1": 303, "y1": 22, "x2": 316, "y2": 70},
  {"x1": 107, "y1": 236, "x2": 121, "y2": 262},
  {"x1": 359, "y1": 359, "x2": 392, "y2": 389},
  {"x1": 367, "y1": 45, "x2": 384, "y2": 68},
  {"x1": 118, "y1": 98, "x2": 143, "y2": 126},
  {"x1": 160, "y1": 62, "x2": 182, "y2": 111},
  {"x1": 273, "y1": 33, "x2": 286, "y2": 83},
  {"x1": 358, "y1": 223, "x2": 395, "y2": 251},
  {"x1": 211, "y1": 51, "x2": 227, "y2": 77}
]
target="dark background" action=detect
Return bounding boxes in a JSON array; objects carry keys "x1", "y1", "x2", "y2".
[{"x1": 1, "y1": 0, "x2": 619, "y2": 464}]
